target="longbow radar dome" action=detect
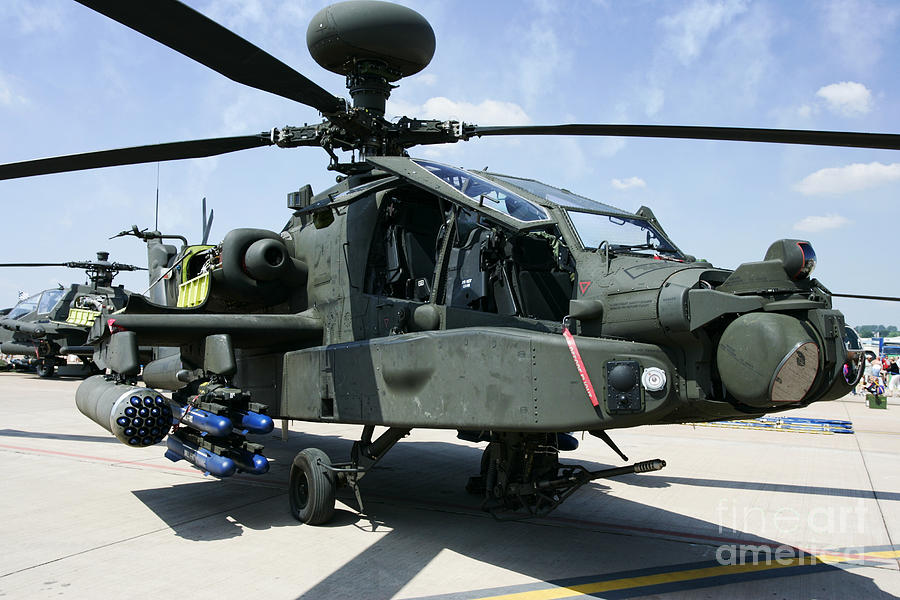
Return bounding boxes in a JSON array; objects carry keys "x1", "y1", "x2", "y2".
[{"x1": 307, "y1": 0, "x2": 436, "y2": 80}]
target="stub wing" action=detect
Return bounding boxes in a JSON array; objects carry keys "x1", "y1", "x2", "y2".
[{"x1": 108, "y1": 310, "x2": 323, "y2": 348}]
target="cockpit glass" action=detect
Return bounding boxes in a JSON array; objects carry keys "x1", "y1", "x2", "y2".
[
  {"x1": 567, "y1": 210, "x2": 680, "y2": 256},
  {"x1": 7, "y1": 293, "x2": 40, "y2": 320},
  {"x1": 413, "y1": 159, "x2": 548, "y2": 222},
  {"x1": 490, "y1": 174, "x2": 632, "y2": 216},
  {"x1": 37, "y1": 289, "x2": 65, "y2": 314}
]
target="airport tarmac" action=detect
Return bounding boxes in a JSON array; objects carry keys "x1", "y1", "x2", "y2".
[{"x1": 1, "y1": 372, "x2": 898, "y2": 599}]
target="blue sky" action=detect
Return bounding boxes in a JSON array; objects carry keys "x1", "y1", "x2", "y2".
[{"x1": 1, "y1": 0, "x2": 898, "y2": 328}]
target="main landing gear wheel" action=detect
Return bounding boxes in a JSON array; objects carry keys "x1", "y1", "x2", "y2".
[
  {"x1": 35, "y1": 360, "x2": 55, "y2": 378},
  {"x1": 289, "y1": 448, "x2": 336, "y2": 525}
]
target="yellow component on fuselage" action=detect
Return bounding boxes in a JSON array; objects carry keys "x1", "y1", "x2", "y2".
[
  {"x1": 180, "y1": 245, "x2": 215, "y2": 285},
  {"x1": 177, "y1": 271, "x2": 211, "y2": 308},
  {"x1": 66, "y1": 308, "x2": 101, "y2": 326}
]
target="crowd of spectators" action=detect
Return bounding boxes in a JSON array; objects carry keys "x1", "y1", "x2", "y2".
[{"x1": 860, "y1": 354, "x2": 900, "y2": 397}]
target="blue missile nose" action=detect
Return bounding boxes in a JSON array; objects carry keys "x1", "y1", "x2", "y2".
[
  {"x1": 237, "y1": 411, "x2": 275, "y2": 435},
  {"x1": 248, "y1": 453, "x2": 270, "y2": 475},
  {"x1": 130, "y1": 396, "x2": 141, "y2": 407},
  {"x1": 124, "y1": 407, "x2": 136, "y2": 417},
  {"x1": 116, "y1": 417, "x2": 130, "y2": 427}
]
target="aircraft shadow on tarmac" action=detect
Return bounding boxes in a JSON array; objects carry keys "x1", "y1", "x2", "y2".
[
  {"x1": 626, "y1": 473, "x2": 900, "y2": 502},
  {"x1": 128, "y1": 430, "x2": 895, "y2": 599},
  {"x1": 0, "y1": 428, "x2": 123, "y2": 444}
]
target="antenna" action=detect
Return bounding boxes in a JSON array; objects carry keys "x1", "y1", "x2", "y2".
[
  {"x1": 154, "y1": 162, "x2": 160, "y2": 231},
  {"x1": 201, "y1": 197, "x2": 214, "y2": 244}
]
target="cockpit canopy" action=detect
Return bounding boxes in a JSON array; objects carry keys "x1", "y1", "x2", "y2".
[
  {"x1": 6, "y1": 289, "x2": 65, "y2": 320},
  {"x1": 413, "y1": 160, "x2": 549, "y2": 223},
  {"x1": 366, "y1": 156, "x2": 682, "y2": 257},
  {"x1": 481, "y1": 168, "x2": 680, "y2": 257}
]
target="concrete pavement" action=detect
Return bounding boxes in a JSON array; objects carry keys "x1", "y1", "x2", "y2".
[{"x1": 0, "y1": 372, "x2": 898, "y2": 599}]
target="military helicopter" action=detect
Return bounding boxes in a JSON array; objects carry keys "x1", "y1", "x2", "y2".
[
  {"x1": 1, "y1": 0, "x2": 899, "y2": 524},
  {"x1": 0, "y1": 252, "x2": 145, "y2": 377}
]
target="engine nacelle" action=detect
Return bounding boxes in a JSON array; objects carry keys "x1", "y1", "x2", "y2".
[{"x1": 216, "y1": 228, "x2": 307, "y2": 304}]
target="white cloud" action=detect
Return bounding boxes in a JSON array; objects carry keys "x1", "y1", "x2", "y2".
[
  {"x1": 530, "y1": 0, "x2": 562, "y2": 15},
  {"x1": 660, "y1": 0, "x2": 749, "y2": 65},
  {"x1": 516, "y1": 18, "x2": 567, "y2": 107},
  {"x1": 642, "y1": 88, "x2": 665, "y2": 117},
  {"x1": 0, "y1": 2, "x2": 65, "y2": 34},
  {"x1": 822, "y1": 0, "x2": 900, "y2": 71},
  {"x1": 387, "y1": 97, "x2": 530, "y2": 125},
  {"x1": 611, "y1": 177, "x2": 646, "y2": 190},
  {"x1": 793, "y1": 214, "x2": 851, "y2": 232},
  {"x1": 413, "y1": 73, "x2": 438, "y2": 87},
  {"x1": 0, "y1": 72, "x2": 26, "y2": 106},
  {"x1": 795, "y1": 162, "x2": 900, "y2": 195},
  {"x1": 816, "y1": 81, "x2": 872, "y2": 116}
]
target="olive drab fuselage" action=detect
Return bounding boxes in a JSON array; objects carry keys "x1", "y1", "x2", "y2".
[{"x1": 99, "y1": 155, "x2": 858, "y2": 435}]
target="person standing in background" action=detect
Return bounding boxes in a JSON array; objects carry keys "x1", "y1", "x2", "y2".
[{"x1": 887, "y1": 358, "x2": 900, "y2": 397}]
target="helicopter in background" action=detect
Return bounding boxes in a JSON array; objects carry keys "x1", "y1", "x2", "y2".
[
  {"x1": 0, "y1": 252, "x2": 145, "y2": 377},
  {"x1": 1, "y1": 0, "x2": 899, "y2": 523}
]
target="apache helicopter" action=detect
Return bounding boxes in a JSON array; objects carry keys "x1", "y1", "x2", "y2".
[
  {"x1": 1, "y1": 0, "x2": 899, "y2": 524},
  {"x1": 0, "y1": 252, "x2": 144, "y2": 377}
]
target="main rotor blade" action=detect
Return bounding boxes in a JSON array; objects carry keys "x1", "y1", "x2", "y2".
[
  {"x1": 465, "y1": 124, "x2": 900, "y2": 151},
  {"x1": 0, "y1": 263, "x2": 68, "y2": 268},
  {"x1": 832, "y1": 293, "x2": 900, "y2": 302},
  {"x1": 76, "y1": 0, "x2": 345, "y2": 115},
  {"x1": 0, "y1": 135, "x2": 273, "y2": 180}
]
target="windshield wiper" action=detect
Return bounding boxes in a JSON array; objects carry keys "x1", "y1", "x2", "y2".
[
  {"x1": 608, "y1": 243, "x2": 681, "y2": 257},
  {"x1": 609, "y1": 243, "x2": 656, "y2": 252}
]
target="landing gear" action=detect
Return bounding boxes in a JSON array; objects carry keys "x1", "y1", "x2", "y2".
[
  {"x1": 468, "y1": 432, "x2": 666, "y2": 519},
  {"x1": 34, "y1": 360, "x2": 55, "y2": 378},
  {"x1": 78, "y1": 356, "x2": 103, "y2": 376},
  {"x1": 289, "y1": 448, "x2": 336, "y2": 525},
  {"x1": 288, "y1": 426, "x2": 410, "y2": 525}
]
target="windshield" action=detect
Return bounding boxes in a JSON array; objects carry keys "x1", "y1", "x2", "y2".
[
  {"x1": 567, "y1": 210, "x2": 680, "y2": 255},
  {"x1": 490, "y1": 174, "x2": 632, "y2": 215},
  {"x1": 37, "y1": 289, "x2": 65, "y2": 314},
  {"x1": 7, "y1": 293, "x2": 40, "y2": 320},
  {"x1": 413, "y1": 159, "x2": 548, "y2": 222}
]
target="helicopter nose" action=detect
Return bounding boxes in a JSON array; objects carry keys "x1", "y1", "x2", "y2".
[{"x1": 716, "y1": 312, "x2": 820, "y2": 407}]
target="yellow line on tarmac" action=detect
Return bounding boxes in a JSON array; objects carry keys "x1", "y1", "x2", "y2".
[{"x1": 473, "y1": 550, "x2": 900, "y2": 600}]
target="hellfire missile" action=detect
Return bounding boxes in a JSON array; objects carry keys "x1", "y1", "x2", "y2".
[
  {"x1": 169, "y1": 403, "x2": 233, "y2": 437},
  {"x1": 235, "y1": 411, "x2": 274, "y2": 435},
  {"x1": 233, "y1": 449, "x2": 270, "y2": 475},
  {"x1": 164, "y1": 436, "x2": 236, "y2": 477}
]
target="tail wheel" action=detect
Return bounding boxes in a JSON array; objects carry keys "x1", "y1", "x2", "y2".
[{"x1": 289, "y1": 448, "x2": 336, "y2": 525}]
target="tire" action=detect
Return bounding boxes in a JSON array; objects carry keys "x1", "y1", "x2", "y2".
[
  {"x1": 35, "y1": 360, "x2": 55, "y2": 378},
  {"x1": 289, "y1": 448, "x2": 336, "y2": 525}
]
